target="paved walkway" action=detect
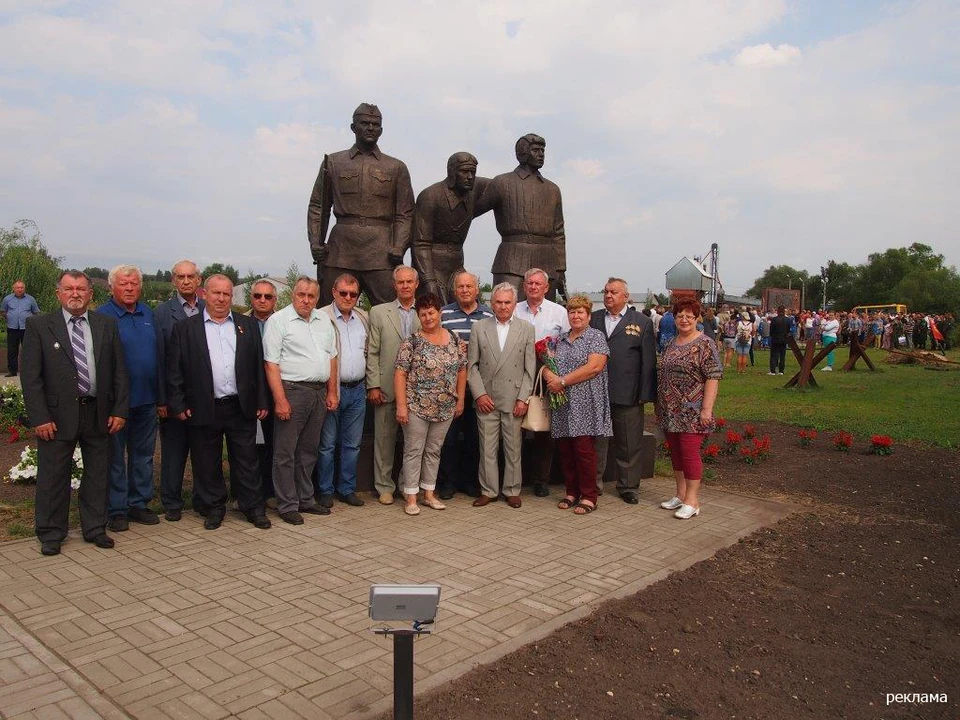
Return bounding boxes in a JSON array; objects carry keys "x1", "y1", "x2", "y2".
[{"x1": 0, "y1": 480, "x2": 791, "y2": 720}]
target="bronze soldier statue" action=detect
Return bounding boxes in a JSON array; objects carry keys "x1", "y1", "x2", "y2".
[
  {"x1": 307, "y1": 103, "x2": 415, "y2": 305},
  {"x1": 475, "y1": 133, "x2": 567, "y2": 302},
  {"x1": 411, "y1": 152, "x2": 489, "y2": 303}
]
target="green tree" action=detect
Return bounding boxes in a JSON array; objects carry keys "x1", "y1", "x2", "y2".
[
  {"x1": 200, "y1": 263, "x2": 240, "y2": 284},
  {"x1": 896, "y1": 267, "x2": 960, "y2": 314},
  {"x1": 0, "y1": 221, "x2": 63, "y2": 312},
  {"x1": 745, "y1": 265, "x2": 809, "y2": 299},
  {"x1": 275, "y1": 263, "x2": 299, "y2": 309},
  {"x1": 83, "y1": 267, "x2": 109, "y2": 280}
]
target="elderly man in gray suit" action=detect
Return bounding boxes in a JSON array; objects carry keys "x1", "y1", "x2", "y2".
[
  {"x1": 467, "y1": 282, "x2": 535, "y2": 508},
  {"x1": 365, "y1": 265, "x2": 421, "y2": 505}
]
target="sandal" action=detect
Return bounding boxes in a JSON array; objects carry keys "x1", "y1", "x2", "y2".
[
  {"x1": 557, "y1": 496, "x2": 577, "y2": 510},
  {"x1": 573, "y1": 501, "x2": 596, "y2": 515},
  {"x1": 403, "y1": 503, "x2": 421, "y2": 516},
  {"x1": 421, "y1": 497, "x2": 446, "y2": 511}
]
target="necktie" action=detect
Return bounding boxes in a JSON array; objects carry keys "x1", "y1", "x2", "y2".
[{"x1": 70, "y1": 317, "x2": 91, "y2": 395}]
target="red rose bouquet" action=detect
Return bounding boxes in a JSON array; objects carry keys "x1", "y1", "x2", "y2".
[{"x1": 534, "y1": 336, "x2": 568, "y2": 409}]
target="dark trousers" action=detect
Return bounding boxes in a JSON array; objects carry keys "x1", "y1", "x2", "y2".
[
  {"x1": 595, "y1": 404, "x2": 643, "y2": 492},
  {"x1": 526, "y1": 430, "x2": 555, "y2": 486},
  {"x1": 438, "y1": 393, "x2": 480, "y2": 494},
  {"x1": 35, "y1": 402, "x2": 109, "y2": 543},
  {"x1": 6, "y1": 328, "x2": 24, "y2": 374},
  {"x1": 770, "y1": 342, "x2": 787, "y2": 373},
  {"x1": 257, "y1": 415, "x2": 274, "y2": 500},
  {"x1": 188, "y1": 397, "x2": 262, "y2": 517},
  {"x1": 159, "y1": 416, "x2": 193, "y2": 512},
  {"x1": 557, "y1": 435, "x2": 598, "y2": 505}
]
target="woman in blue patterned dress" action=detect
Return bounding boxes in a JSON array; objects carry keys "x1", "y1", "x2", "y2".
[{"x1": 542, "y1": 295, "x2": 612, "y2": 515}]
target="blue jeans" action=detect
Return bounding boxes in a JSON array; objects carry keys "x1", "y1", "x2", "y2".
[
  {"x1": 316, "y1": 383, "x2": 367, "y2": 496},
  {"x1": 108, "y1": 403, "x2": 158, "y2": 516}
]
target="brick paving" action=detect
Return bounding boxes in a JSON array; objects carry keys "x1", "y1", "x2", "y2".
[{"x1": 0, "y1": 480, "x2": 791, "y2": 720}]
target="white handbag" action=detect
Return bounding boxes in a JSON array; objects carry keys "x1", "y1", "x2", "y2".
[{"x1": 521, "y1": 366, "x2": 551, "y2": 432}]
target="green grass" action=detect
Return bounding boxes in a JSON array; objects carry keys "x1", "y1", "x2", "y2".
[
  {"x1": 708, "y1": 347, "x2": 960, "y2": 447},
  {"x1": 6, "y1": 522, "x2": 31, "y2": 538}
]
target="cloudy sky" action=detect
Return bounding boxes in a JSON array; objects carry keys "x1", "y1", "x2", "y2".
[{"x1": 1, "y1": 0, "x2": 957, "y2": 298}]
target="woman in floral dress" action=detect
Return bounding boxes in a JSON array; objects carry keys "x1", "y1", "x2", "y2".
[
  {"x1": 656, "y1": 297, "x2": 723, "y2": 520},
  {"x1": 394, "y1": 293, "x2": 467, "y2": 516}
]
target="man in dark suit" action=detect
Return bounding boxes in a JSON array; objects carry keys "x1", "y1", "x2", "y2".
[
  {"x1": 154, "y1": 259, "x2": 204, "y2": 521},
  {"x1": 166, "y1": 275, "x2": 271, "y2": 530},
  {"x1": 590, "y1": 277, "x2": 656, "y2": 504},
  {"x1": 21, "y1": 270, "x2": 129, "y2": 556}
]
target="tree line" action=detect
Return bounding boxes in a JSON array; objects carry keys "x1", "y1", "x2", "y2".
[{"x1": 746, "y1": 243, "x2": 960, "y2": 313}]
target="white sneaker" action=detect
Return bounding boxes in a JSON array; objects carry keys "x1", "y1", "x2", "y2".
[
  {"x1": 821, "y1": 366, "x2": 833, "y2": 372},
  {"x1": 674, "y1": 504, "x2": 700, "y2": 519},
  {"x1": 767, "y1": 372, "x2": 777, "y2": 376},
  {"x1": 660, "y1": 496, "x2": 683, "y2": 510},
  {"x1": 777, "y1": 371, "x2": 784, "y2": 375}
]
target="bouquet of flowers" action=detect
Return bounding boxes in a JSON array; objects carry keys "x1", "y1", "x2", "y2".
[
  {"x1": 8, "y1": 446, "x2": 82, "y2": 489},
  {"x1": 534, "y1": 336, "x2": 568, "y2": 409}
]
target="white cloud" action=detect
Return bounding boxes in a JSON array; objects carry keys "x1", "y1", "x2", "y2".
[
  {"x1": 733, "y1": 42, "x2": 801, "y2": 67},
  {"x1": 0, "y1": 0, "x2": 956, "y2": 298}
]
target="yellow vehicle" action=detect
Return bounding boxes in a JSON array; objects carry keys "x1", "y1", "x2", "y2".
[{"x1": 852, "y1": 303, "x2": 907, "y2": 316}]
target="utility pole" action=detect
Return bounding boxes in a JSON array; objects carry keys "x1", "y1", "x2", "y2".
[{"x1": 820, "y1": 266, "x2": 829, "y2": 310}]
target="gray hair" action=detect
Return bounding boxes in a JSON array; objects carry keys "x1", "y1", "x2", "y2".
[
  {"x1": 108, "y1": 264, "x2": 142, "y2": 286},
  {"x1": 392, "y1": 264, "x2": 419, "y2": 282},
  {"x1": 491, "y1": 282, "x2": 518, "y2": 302},
  {"x1": 523, "y1": 268, "x2": 549, "y2": 284},
  {"x1": 606, "y1": 276, "x2": 629, "y2": 293},
  {"x1": 171, "y1": 259, "x2": 199, "y2": 277},
  {"x1": 452, "y1": 270, "x2": 479, "y2": 288},
  {"x1": 57, "y1": 270, "x2": 91, "y2": 289},
  {"x1": 293, "y1": 275, "x2": 320, "y2": 290},
  {"x1": 251, "y1": 278, "x2": 277, "y2": 292}
]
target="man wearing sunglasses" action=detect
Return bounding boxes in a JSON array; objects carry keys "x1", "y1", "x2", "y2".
[
  {"x1": 317, "y1": 274, "x2": 370, "y2": 507},
  {"x1": 247, "y1": 280, "x2": 279, "y2": 507}
]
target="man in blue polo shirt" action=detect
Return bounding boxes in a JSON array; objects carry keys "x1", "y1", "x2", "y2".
[
  {"x1": 437, "y1": 270, "x2": 493, "y2": 499},
  {"x1": 97, "y1": 265, "x2": 160, "y2": 530},
  {"x1": 2, "y1": 280, "x2": 40, "y2": 377}
]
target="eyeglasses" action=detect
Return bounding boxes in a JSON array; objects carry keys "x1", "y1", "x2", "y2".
[
  {"x1": 252, "y1": 293, "x2": 275, "y2": 300},
  {"x1": 338, "y1": 290, "x2": 360, "y2": 299}
]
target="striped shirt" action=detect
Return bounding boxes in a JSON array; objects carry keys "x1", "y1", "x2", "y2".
[{"x1": 440, "y1": 302, "x2": 493, "y2": 344}]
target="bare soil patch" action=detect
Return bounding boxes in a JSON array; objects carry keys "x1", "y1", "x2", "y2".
[{"x1": 406, "y1": 420, "x2": 959, "y2": 720}]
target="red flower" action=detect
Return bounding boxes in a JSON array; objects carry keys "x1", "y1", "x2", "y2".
[
  {"x1": 6, "y1": 425, "x2": 20, "y2": 444},
  {"x1": 715, "y1": 417, "x2": 727, "y2": 429},
  {"x1": 743, "y1": 424, "x2": 756, "y2": 439},
  {"x1": 798, "y1": 429, "x2": 817, "y2": 447},
  {"x1": 725, "y1": 430, "x2": 742, "y2": 444},
  {"x1": 870, "y1": 435, "x2": 894, "y2": 455},
  {"x1": 703, "y1": 444, "x2": 720, "y2": 457},
  {"x1": 832, "y1": 431, "x2": 854, "y2": 451}
]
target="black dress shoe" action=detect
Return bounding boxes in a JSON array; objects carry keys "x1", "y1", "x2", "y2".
[
  {"x1": 127, "y1": 507, "x2": 160, "y2": 525},
  {"x1": 86, "y1": 533, "x2": 115, "y2": 549},
  {"x1": 164, "y1": 508, "x2": 182, "y2": 522},
  {"x1": 620, "y1": 492, "x2": 639, "y2": 505},
  {"x1": 299, "y1": 504, "x2": 330, "y2": 516},
  {"x1": 203, "y1": 512, "x2": 224, "y2": 530},
  {"x1": 438, "y1": 488, "x2": 455, "y2": 500},
  {"x1": 533, "y1": 483, "x2": 550, "y2": 497},
  {"x1": 318, "y1": 493, "x2": 334, "y2": 508},
  {"x1": 108, "y1": 515, "x2": 129, "y2": 532},
  {"x1": 280, "y1": 511, "x2": 304, "y2": 525},
  {"x1": 5, "y1": 372, "x2": 17, "y2": 378},
  {"x1": 246, "y1": 513, "x2": 272, "y2": 529},
  {"x1": 338, "y1": 492, "x2": 365, "y2": 507},
  {"x1": 41, "y1": 541, "x2": 61, "y2": 556}
]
